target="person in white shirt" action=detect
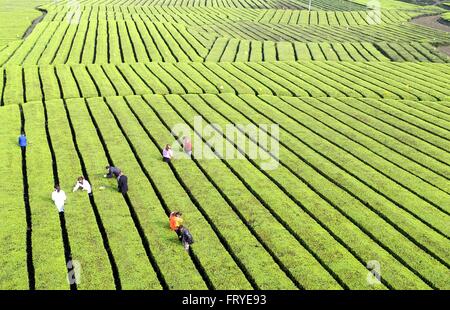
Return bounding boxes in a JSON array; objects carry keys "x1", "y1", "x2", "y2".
[
  {"x1": 52, "y1": 185, "x2": 67, "y2": 213},
  {"x1": 162, "y1": 144, "x2": 173, "y2": 163},
  {"x1": 73, "y1": 176, "x2": 92, "y2": 196}
]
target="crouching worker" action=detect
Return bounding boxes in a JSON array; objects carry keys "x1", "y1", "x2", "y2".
[
  {"x1": 179, "y1": 225, "x2": 194, "y2": 251},
  {"x1": 104, "y1": 165, "x2": 121, "y2": 178},
  {"x1": 73, "y1": 176, "x2": 92, "y2": 197},
  {"x1": 52, "y1": 185, "x2": 66, "y2": 213},
  {"x1": 117, "y1": 172, "x2": 128, "y2": 194},
  {"x1": 169, "y1": 211, "x2": 183, "y2": 238},
  {"x1": 162, "y1": 144, "x2": 173, "y2": 163}
]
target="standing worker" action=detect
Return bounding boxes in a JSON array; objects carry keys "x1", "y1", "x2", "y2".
[
  {"x1": 18, "y1": 132, "x2": 27, "y2": 150},
  {"x1": 52, "y1": 185, "x2": 67, "y2": 213},
  {"x1": 104, "y1": 165, "x2": 121, "y2": 178},
  {"x1": 73, "y1": 176, "x2": 92, "y2": 197},
  {"x1": 117, "y1": 172, "x2": 128, "y2": 194},
  {"x1": 162, "y1": 144, "x2": 173, "y2": 163}
]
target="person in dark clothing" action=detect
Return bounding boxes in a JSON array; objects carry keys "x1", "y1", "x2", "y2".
[
  {"x1": 117, "y1": 172, "x2": 128, "y2": 194},
  {"x1": 104, "y1": 165, "x2": 121, "y2": 178},
  {"x1": 18, "y1": 132, "x2": 27, "y2": 150},
  {"x1": 179, "y1": 225, "x2": 194, "y2": 252}
]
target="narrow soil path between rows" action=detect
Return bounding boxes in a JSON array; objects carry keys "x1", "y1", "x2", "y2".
[
  {"x1": 22, "y1": 7, "x2": 47, "y2": 39},
  {"x1": 411, "y1": 14, "x2": 450, "y2": 55}
]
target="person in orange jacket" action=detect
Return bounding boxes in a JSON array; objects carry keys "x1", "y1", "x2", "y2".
[{"x1": 169, "y1": 211, "x2": 183, "y2": 238}]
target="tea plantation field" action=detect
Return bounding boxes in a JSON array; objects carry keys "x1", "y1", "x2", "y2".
[{"x1": 0, "y1": 0, "x2": 449, "y2": 290}]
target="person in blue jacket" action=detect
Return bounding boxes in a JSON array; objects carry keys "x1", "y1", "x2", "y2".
[
  {"x1": 117, "y1": 172, "x2": 128, "y2": 194},
  {"x1": 104, "y1": 165, "x2": 121, "y2": 178},
  {"x1": 179, "y1": 225, "x2": 194, "y2": 252},
  {"x1": 18, "y1": 132, "x2": 27, "y2": 150}
]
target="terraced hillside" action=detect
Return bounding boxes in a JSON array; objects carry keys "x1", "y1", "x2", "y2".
[{"x1": 0, "y1": 0, "x2": 449, "y2": 290}]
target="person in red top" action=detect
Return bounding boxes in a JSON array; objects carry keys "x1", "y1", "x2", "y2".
[
  {"x1": 169, "y1": 211, "x2": 183, "y2": 238},
  {"x1": 182, "y1": 136, "x2": 192, "y2": 157}
]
